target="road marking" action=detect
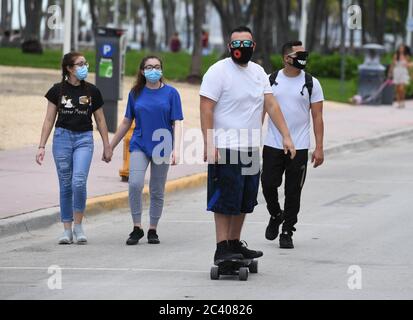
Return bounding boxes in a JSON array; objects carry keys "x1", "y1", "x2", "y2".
[
  {"x1": 0, "y1": 266, "x2": 207, "y2": 274},
  {"x1": 161, "y1": 220, "x2": 351, "y2": 228}
]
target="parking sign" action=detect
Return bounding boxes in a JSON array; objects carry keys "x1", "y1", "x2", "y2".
[{"x1": 100, "y1": 44, "x2": 114, "y2": 58}]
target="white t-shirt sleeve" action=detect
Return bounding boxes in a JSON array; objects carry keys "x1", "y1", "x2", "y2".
[
  {"x1": 258, "y1": 67, "x2": 272, "y2": 94},
  {"x1": 200, "y1": 64, "x2": 223, "y2": 102},
  {"x1": 311, "y1": 77, "x2": 324, "y2": 103}
]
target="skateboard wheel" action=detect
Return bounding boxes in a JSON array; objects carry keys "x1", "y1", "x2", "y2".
[
  {"x1": 239, "y1": 267, "x2": 249, "y2": 281},
  {"x1": 249, "y1": 260, "x2": 258, "y2": 274},
  {"x1": 210, "y1": 266, "x2": 219, "y2": 280}
]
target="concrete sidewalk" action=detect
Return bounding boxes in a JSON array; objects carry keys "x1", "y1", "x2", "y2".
[{"x1": 1, "y1": 100, "x2": 413, "y2": 220}]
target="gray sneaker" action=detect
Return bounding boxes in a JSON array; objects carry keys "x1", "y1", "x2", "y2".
[
  {"x1": 58, "y1": 229, "x2": 73, "y2": 245},
  {"x1": 73, "y1": 224, "x2": 88, "y2": 244}
]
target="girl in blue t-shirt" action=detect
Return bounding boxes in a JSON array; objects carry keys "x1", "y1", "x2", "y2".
[{"x1": 110, "y1": 56, "x2": 184, "y2": 245}]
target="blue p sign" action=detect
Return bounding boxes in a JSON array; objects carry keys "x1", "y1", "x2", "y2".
[{"x1": 101, "y1": 44, "x2": 114, "y2": 58}]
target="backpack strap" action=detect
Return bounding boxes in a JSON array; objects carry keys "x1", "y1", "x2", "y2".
[
  {"x1": 300, "y1": 72, "x2": 314, "y2": 104},
  {"x1": 269, "y1": 70, "x2": 279, "y2": 86}
]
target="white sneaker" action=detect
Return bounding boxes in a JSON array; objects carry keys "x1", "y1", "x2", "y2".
[
  {"x1": 58, "y1": 229, "x2": 73, "y2": 245},
  {"x1": 73, "y1": 224, "x2": 88, "y2": 244}
]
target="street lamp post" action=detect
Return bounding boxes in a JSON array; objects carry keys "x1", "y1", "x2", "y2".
[
  {"x1": 63, "y1": 0, "x2": 72, "y2": 54},
  {"x1": 299, "y1": 0, "x2": 308, "y2": 48},
  {"x1": 407, "y1": 0, "x2": 413, "y2": 47},
  {"x1": 114, "y1": 0, "x2": 119, "y2": 27},
  {"x1": 73, "y1": 0, "x2": 79, "y2": 51}
]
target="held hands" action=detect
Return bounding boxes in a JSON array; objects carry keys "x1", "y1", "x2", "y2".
[
  {"x1": 102, "y1": 144, "x2": 113, "y2": 163},
  {"x1": 311, "y1": 147, "x2": 324, "y2": 168},
  {"x1": 283, "y1": 136, "x2": 296, "y2": 160}
]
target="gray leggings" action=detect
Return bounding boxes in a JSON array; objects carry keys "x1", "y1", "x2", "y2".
[{"x1": 129, "y1": 151, "x2": 170, "y2": 227}]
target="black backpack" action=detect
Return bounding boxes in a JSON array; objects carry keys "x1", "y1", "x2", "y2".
[{"x1": 269, "y1": 70, "x2": 314, "y2": 104}]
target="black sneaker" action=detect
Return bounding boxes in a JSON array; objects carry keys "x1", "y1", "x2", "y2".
[
  {"x1": 279, "y1": 231, "x2": 294, "y2": 249},
  {"x1": 265, "y1": 211, "x2": 284, "y2": 241},
  {"x1": 229, "y1": 240, "x2": 263, "y2": 259},
  {"x1": 214, "y1": 241, "x2": 244, "y2": 263},
  {"x1": 126, "y1": 227, "x2": 144, "y2": 245},
  {"x1": 147, "y1": 229, "x2": 160, "y2": 244}
]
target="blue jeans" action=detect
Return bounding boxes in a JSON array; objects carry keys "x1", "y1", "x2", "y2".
[{"x1": 52, "y1": 127, "x2": 94, "y2": 223}]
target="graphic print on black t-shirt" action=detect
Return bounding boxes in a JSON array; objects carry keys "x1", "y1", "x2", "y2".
[{"x1": 45, "y1": 81, "x2": 104, "y2": 132}]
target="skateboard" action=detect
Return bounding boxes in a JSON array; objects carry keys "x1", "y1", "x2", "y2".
[{"x1": 210, "y1": 258, "x2": 258, "y2": 281}]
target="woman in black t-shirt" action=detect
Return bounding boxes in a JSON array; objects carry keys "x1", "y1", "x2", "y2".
[{"x1": 36, "y1": 52, "x2": 112, "y2": 245}]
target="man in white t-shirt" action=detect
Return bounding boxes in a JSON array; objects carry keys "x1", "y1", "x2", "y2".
[
  {"x1": 200, "y1": 26, "x2": 296, "y2": 264},
  {"x1": 262, "y1": 41, "x2": 325, "y2": 249}
]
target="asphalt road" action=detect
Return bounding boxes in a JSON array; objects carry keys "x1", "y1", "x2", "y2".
[{"x1": 1, "y1": 136, "x2": 413, "y2": 300}]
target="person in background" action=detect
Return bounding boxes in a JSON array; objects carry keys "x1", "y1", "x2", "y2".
[
  {"x1": 202, "y1": 30, "x2": 210, "y2": 56},
  {"x1": 170, "y1": 32, "x2": 182, "y2": 53},
  {"x1": 389, "y1": 44, "x2": 412, "y2": 109}
]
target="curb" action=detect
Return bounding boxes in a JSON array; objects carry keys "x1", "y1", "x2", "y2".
[
  {"x1": 1, "y1": 126, "x2": 413, "y2": 238},
  {"x1": 0, "y1": 172, "x2": 207, "y2": 239},
  {"x1": 323, "y1": 127, "x2": 413, "y2": 156}
]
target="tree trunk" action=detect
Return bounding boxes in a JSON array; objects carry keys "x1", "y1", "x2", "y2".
[
  {"x1": 252, "y1": 0, "x2": 272, "y2": 73},
  {"x1": 377, "y1": 0, "x2": 387, "y2": 44},
  {"x1": 364, "y1": 0, "x2": 378, "y2": 42},
  {"x1": 162, "y1": 0, "x2": 176, "y2": 48},
  {"x1": 188, "y1": 0, "x2": 205, "y2": 83},
  {"x1": 339, "y1": 0, "x2": 346, "y2": 94},
  {"x1": 22, "y1": 0, "x2": 43, "y2": 53},
  {"x1": 18, "y1": 0, "x2": 23, "y2": 34},
  {"x1": 306, "y1": 0, "x2": 326, "y2": 52},
  {"x1": 10, "y1": 0, "x2": 14, "y2": 31},
  {"x1": 142, "y1": 0, "x2": 157, "y2": 51},
  {"x1": 359, "y1": 0, "x2": 367, "y2": 44},
  {"x1": 89, "y1": 0, "x2": 98, "y2": 35},
  {"x1": 1, "y1": 0, "x2": 10, "y2": 46},
  {"x1": 43, "y1": 0, "x2": 51, "y2": 41},
  {"x1": 274, "y1": 0, "x2": 291, "y2": 50},
  {"x1": 184, "y1": 0, "x2": 191, "y2": 49},
  {"x1": 322, "y1": 1, "x2": 330, "y2": 54},
  {"x1": 211, "y1": 0, "x2": 251, "y2": 49}
]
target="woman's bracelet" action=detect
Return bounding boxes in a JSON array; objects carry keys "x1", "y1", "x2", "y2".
[{"x1": 38, "y1": 146, "x2": 45, "y2": 149}]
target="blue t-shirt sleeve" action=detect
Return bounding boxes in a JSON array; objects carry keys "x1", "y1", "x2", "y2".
[
  {"x1": 170, "y1": 88, "x2": 184, "y2": 121},
  {"x1": 125, "y1": 92, "x2": 135, "y2": 120}
]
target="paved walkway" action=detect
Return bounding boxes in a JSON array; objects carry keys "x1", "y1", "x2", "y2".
[{"x1": 1, "y1": 66, "x2": 413, "y2": 220}]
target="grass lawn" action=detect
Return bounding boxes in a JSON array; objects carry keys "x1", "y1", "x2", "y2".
[
  {"x1": 318, "y1": 77, "x2": 357, "y2": 103},
  {"x1": 0, "y1": 47, "x2": 219, "y2": 80},
  {"x1": 0, "y1": 47, "x2": 357, "y2": 102}
]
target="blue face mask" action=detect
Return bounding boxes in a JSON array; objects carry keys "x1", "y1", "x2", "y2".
[
  {"x1": 144, "y1": 69, "x2": 163, "y2": 84},
  {"x1": 75, "y1": 65, "x2": 88, "y2": 81}
]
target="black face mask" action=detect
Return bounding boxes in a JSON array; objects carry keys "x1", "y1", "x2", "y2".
[
  {"x1": 288, "y1": 51, "x2": 309, "y2": 70},
  {"x1": 230, "y1": 47, "x2": 254, "y2": 65}
]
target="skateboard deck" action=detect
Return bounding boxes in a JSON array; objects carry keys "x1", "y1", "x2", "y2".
[{"x1": 210, "y1": 258, "x2": 258, "y2": 281}]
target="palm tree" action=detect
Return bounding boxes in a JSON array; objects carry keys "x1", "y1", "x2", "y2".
[
  {"x1": 22, "y1": 0, "x2": 43, "y2": 53},
  {"x1": 142, "y1": 0, "x2": 157, "y2": 51},
  {"x1": 188, "y1": 0, "x2": 206, "y2": 83},
  {"x1": 162, "y1": 0, "x2": 177, "y2": 48}
]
